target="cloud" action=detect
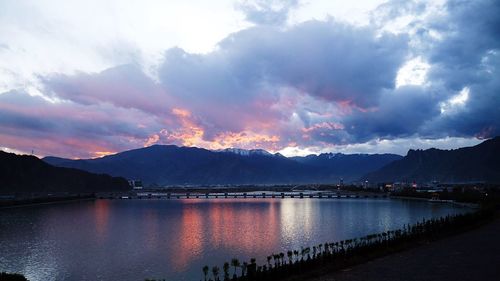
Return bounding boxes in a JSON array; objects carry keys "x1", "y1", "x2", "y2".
[
  {"x1": 158, "y1": 19, "x2": 408, "y2": 140},
  {"x1": 36, "y1": 17, "x2": 408, "y2": 156},
  {"x1": 419, "y1": 0, "x2": 500, "y2": 138},
  {"x1": 426, "y1": 56, "x2": 500, "y2": 138},
  {"x1": 43, "y1": 64, "x2": 170, "y2": 114},
  {"x1": 215, "y1": 20, "x2": 407, "y2": 107},
  {"x1": 343, "y1": 86, "x2": 442, "y2": 142},
  {"x1": 424, "y1": 0, "x2": 500, "y2": 89},
  {"x1": 319, "y1": 0, "x2": 500, "y2": 142},
  {"x1": 284, "y1": 136, "x2": 483, "y2": 156},
  {"x1": 0, "y1": 91, "x2": 162, "y2": 158},
  {"x1": 236, "y1": 0, "x2": 300, "y2": 26},
  {"x1": 2, "y1": 0, "x2": 499, "y2": 158}
]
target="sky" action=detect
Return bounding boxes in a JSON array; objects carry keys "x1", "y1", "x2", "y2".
[{"x1": 0, "y1": 0, "x2": 499, "y2": 158}]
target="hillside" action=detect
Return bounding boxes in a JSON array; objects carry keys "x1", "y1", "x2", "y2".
[
  {"x1": 0, "y1": 151, "x2": 131, "y2": 194},
  {"x1": 45, "y1": 145, "x2": 320, "y2": 185},
  {"x1": 291, "y1": 153, "x2": 402, "y2": 182},
  {"x1": 44, "y1": 145, "x2": 402, "y2": 186},
  {"x1": 363, "y1": 137, "x2": 500, "y2": 183}
]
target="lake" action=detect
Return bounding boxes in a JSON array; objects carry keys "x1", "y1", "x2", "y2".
[{"x1": 0, "y1": 198, "x2": 467, "y2": 281}]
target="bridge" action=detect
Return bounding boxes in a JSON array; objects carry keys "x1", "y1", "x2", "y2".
[{"x1": 106, "y1": 191, "x2": 387, "y2": 200}]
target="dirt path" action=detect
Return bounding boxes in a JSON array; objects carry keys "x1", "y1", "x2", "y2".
[{"x1": 303, "y1": 216, "x2": 500, "y2": 281}]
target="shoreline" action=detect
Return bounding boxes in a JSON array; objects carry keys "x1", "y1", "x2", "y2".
[
  {"x1": 278, "y1": 210, "x2": 498, "y2": 281},
  {"x1": 390, "y1": 195, "x2": 480, "y2": 208},
  {"x1": 1, "y1": 194, "x2": 475, "y2": 210},
  {"x1": 293, "y1": 211, "x2": 499, "y2": 281},
  {"x1": 0, "y1": 196, "x2": 95, "y2": 209},
  {"x1": 1, "y1": 195, "x2": 494, "y2": 281},
  {"x1": 193, "y1": 207, "x2": 494, "y2": 281}
]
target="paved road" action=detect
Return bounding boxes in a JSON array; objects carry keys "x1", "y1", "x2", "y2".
[{"x1": 304, "y1": 217, "x2": 500, "y2": 281}]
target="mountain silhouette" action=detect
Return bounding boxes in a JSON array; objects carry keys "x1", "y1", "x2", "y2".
[
  {"x1": 0, "y1": 151, "x2": 130, "y2": 194},
  {"x1": 44, "y1": 145, "x2": 401, "y2": 186},
  {"x1": 363, "y1": 137, "x2": 500, "y2": 183}
]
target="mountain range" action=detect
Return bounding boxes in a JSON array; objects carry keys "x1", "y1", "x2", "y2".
[
  {"x1": 364, "y1": 137, "x2": 500, "y2": 183},
  {"x1": 0, "y1": 151, "x2": 130, "y2": 194},
  {"x1": 40, "y1": 137, "x2": 500, "y2": 186},
  {"x1": 44, "y1": 145, "x2": 401, "y2": 186}
]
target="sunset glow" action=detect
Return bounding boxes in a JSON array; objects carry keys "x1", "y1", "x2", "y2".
[
  {"x1": 0, "y1": 0, "x2": 498, "y2": 158},
  {"x1": 1, "y1": 2, "x2": 498, "y2": 281}
]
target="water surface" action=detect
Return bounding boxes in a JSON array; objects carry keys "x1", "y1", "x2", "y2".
[{"x1": 0, "y1": 198, "x2": 467, "y2": 281}]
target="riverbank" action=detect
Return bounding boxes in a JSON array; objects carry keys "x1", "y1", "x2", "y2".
[
  {"x1": 287, "y1": 211, "x2": 499, "y2": 281},
  {"x1": 195, "y1": 206, "x2": 493, "y2": 281},
  {"x1": 390, "y1": 196, "x2": 480, "y2": 208},
  {"x1": 0, "y1": 195, "x2": 95, "y2": 209}
]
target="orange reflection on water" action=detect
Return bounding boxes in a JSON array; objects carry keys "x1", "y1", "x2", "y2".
[
  {"x1": 93, "y1": 200, "x2": 110, "y2": 242},
  {"x1": 171, "y1": 202, "x2": 204, "y2": 271},
  {"x1": 208, "y1": 199, "x2": 280, "y2": 253},
  {"x1": 169, "y1": 199, "x2": 281, "y2": 270}
]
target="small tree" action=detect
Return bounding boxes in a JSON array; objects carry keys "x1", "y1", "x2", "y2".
[
  {"x1": 212, "y1": 266, "x2": 220, "y2": 281},
  {"x1": 273, "y1": 254, "x2": 280, "y2": 267},
  {"x1": 202, "y1": 265, "x2": 209, "y2": 281},
  {"x1": 231, "y1": 258, "x2": 240, "y2": 278},
  {"x1": 287, "y1": 250, "x2": 293, "y2": 264},
  {"x1": 247, "y1": 258, "x2": 257, "y2": 278},
  {"x1": 241, "y1": 262, "x2": 248, "y2": 277},
  {"x1": 223, "y1": 262, "x2": 230, "y2": 281}
]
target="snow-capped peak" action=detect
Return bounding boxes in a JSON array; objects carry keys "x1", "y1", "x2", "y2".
[{"x1": 217, "y1": 148, "x2": 272, "y2": 157}]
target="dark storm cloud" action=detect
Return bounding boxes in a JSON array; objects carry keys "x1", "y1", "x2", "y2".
[
  {"x1": 320, "y1": 0, "x2": 500, "y2": 143},
  {"x1": 344, "y1": 86, "x2": 442, "y2": 142},
  {"x1": 425, "y1": 53, "x2": 500, "y2": 139},
  {"x1": 422, "y1": 0, "x2": 500, "y2": 137},
  {"x1": 426, "y1": 0, "x2": 500, "y2": 90}
]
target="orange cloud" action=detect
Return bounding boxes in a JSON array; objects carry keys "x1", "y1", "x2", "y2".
[
  {"x1": 93, "y1": 151, "x2": 116, "y2": 158},
  {"x1": 161, "y1": 107, "x2": 282, "y2": 151},
  {"x1": 172, "y1": 108, "x2": 191, "y2": 118},
  {"x1": 144, "y1": 134, "x2": 160, "y2": 147},
  {"x1": 212, "y1": 131, "x2": 280, "y2": 150}
]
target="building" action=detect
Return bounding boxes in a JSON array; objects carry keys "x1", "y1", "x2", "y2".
[{"x1": 128, "y1": 180, "x2": 143, "y2": 190}]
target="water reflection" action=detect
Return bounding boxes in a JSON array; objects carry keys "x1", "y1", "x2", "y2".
[
  {"x1": 0, "y1": 198, "x2": 467, "y2": 281},
  {"x1": 173, "y1": 204, "x2": 204, "y2": 271},
  {"x1": 280, "y1": 199, "x2": 314, "y2": 246},
  {"x1": 175, "y1": 199, "x2": 282, "y2": 267},
  {"x1": 93, "y1": 200, "x2": 110, "y2": 242},
  {"x1": 143, "y1": 209, "x2": 160, "y2": 251}
]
